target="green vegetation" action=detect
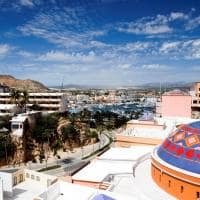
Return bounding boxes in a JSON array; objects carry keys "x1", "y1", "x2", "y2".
[
  {"x1": 10, "y1": 89, "x2": 29, "y2": 113},
  {"x1": 0, "y1": 107, "x2": 128, "y2": 166},
  {"x1": 61, "y1": 123, "x2": 80, "y2": 151},
  {"x1": 0, "y1": 134, "x2": 16, "y2": 164},
  {"x1": 37, "y1": 165, "x2": 61, "y2": 172}
]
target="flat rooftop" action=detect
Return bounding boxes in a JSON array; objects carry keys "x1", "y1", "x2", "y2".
[
  {"x1": 72, "y1": 146, "x2": 154, "y2": 182},
  {"x1": 109, "y1": 159, "x2": 176, "y2": 200},
  {"x1": 72, "y1": 146, "x2": 176, "y2": 200},
  {"x1": 5, "y1": 180, "x2": 47, "y2": 200},
  {"x1": 37, "y1": 180, "x2": 134, "y2": 200},
  {"x1": 0, "y1": 169, "x2": 19, "y2": 174},
  {"x1": 122, "y1": 117, "x2": 199, "y2": 139}
]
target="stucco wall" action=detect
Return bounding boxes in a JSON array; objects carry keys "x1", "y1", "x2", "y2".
[
  {"x1": 115, "y1": 135, "x2": 163, "y2": 147},
  {"x1": 0, "y1": 172, "x2": 13, "y2": 197},
  {"x1": 162, "y1": 95, "x2": 192, "y2": 118}
]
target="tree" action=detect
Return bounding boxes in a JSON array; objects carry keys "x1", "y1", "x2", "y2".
[
  {"x1": 20, "y1": 90, "x2": 29, "y2": 112},
  {"x1": 80, "y1": 108, "x2": 91, "y2": 122},
  {"x1": 0, "y1": 134, "x2": 16, "y2": 165},
  {"x1": 30, "y1": 104, "x2": 42, "y2": 111},
  {"x1": 0, "y1": 115, "x2": 11, "y2": 130},
  {"x1": 32, "y1": 114, "x2": 59, "y2": 162},
  {"x1": 85, "y1": 129, "x2": 99, "y2": 152},
  {"x1": 10, "y1": 89, "x2": 29, "y2": 113},
  {"x1": 61, "y1": 124, "x2": 80, "y2": 151},
  {"x1": 10, "y1": 89, "x2": 21, "y2": 113}
]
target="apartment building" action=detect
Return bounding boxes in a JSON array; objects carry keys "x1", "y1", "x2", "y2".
[
  {"x1": 190, "y1": 82, "x2": 200, "y2": 118},
  {"x1": 0, "y1": 92, "x2": 67, "y2": 115},
  {"x1": 156, "y1": 90, "x2": 192, "y2": 118}
]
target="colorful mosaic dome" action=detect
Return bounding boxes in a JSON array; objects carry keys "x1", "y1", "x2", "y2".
[{"x1": 157, "y1": 121, "x2": 200, "y2": 174}]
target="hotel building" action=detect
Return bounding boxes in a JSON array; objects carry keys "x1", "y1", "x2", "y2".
[
  {"x1": 0, "y1": 92, "x2": 67, "y2": 115},
  {"x1": 191, "y1": 82, "x2": 200, "y2": 118}
]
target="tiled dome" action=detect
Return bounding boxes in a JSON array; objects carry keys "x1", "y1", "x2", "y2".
[{"x1": 157, "y1": 121, "x2": 200, "y2": 174}]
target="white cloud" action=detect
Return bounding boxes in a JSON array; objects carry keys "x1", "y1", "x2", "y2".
[
  {"x1": 125, "y1": 42, "x2": 151, "y2": 51},
  {"x1": 18, "y1": 50, "x2": 34, "y2": 57},
  {"x1": 19, "y1": 0, "x2": 34, "y2": 7},
  {"x1": 118, "y1": 14, "x2": 173, "y2": 35},
  {"x1": 159, "y1": 41, "x2": 181, "y2": 53},
  {"x1": 158, "y1": 39, "x2": 200, "y2": 60},
  {"x1": 18, "y1": 7, "x2": 107, "y2": 50},
  {"x1": 142, "y1": 64, "x2": 168, "y2": 70},
  {"x1": 186, "y1": 16, "x2": 200, "y2": 30},
  {"x1": 0, "y1": 44, "x2": 11, "y2": 56},
  {"x1": 169, "y1": 12, "x2": 189, "y2": 20},
  {"x1": 186, "y1": 39, "x2": 200, "y2": 59},
  {"x1": 117, "y1": 12, "x2": 191, "y2": 35},
  {"x1": 118, "y1": 64, "x2": 131, "y2": 70},
  {"x1": 38, "y1": 51, "x2": 98, "y2": 63}
]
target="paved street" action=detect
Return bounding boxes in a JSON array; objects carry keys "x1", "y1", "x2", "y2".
[{"x1": 1, "y1": 132, "x2": 111, "y2": 176}]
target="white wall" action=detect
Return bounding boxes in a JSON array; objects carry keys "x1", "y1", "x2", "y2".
[
  {"x1": 0, "y1": 172, "x2": 13, "y2": 197},
  {"x1": 37, "y1": 182, "x2": 60, "y2": 200},
  {"x1": 0, "y1": 178, "x2": 3, "y2": 200},
  {"x1": 24, "y1": 169, "x2": 56, "y2": 187}
]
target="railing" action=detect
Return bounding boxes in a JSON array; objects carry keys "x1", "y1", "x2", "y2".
[{"x1": 132, "y1": 152, "x2": 151, "y2": 177}]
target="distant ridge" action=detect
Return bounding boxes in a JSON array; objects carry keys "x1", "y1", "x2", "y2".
[
  {"x1": 0, "y1": 75, "x2": 49, "y2": 92},
  {"x1": 137, "y1": 81, "x2": 193, "y2": 89}
]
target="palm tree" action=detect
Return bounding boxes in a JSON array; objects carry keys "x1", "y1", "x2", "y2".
[
  {"x1": 80, "y1": 108, "x2": 91, "y2": 122},
  {"x1": 61, "y1": 124, "x2": 74, "y2": 151},
  {"x1": 10, "y1": 89, "x2": 21, "y2": 113},
  {"x1": 20, "y1": 90, "x2": 29, "y2": 112}
]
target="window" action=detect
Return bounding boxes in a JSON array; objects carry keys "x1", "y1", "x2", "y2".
[
  {"x1": 14, "y1": 176, "x2": 17, "y2": 186},
  {"x1": 26, "y1": 173, "x2": 29, "y2": 178},
  {"x1": 168, "y1": 180, "x2": 171, "y2": 187},
  {"x1": 180, "y1": 186, "x2": 184, "y2": 193},
  {"x1": 36, "y1": 176, "x2": 40, "y2": 181},
  {"x1": 159, "y1": 175, "x2": 161, "y2": 182},
  {"x1": 31, "y1": 175, "x2": 35, "y2": 180},
  {"x1": 19, "y1": 174, "x2": 23, "y2": 182},
  {"x1": 12, "y1": 124, "x2": 19, "y2": 129},
  {"x1": 197, "y1": 192, "x2": 200, "y2": 199}
]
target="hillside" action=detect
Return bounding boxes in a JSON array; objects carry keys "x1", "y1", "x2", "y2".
[{"x1": 0, "y1": 75, "x2": 49, "y2": 92}]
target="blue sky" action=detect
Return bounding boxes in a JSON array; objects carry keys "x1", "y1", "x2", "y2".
[{"x1": 0, "y1": 0, "x2": 200, "y2": 86}]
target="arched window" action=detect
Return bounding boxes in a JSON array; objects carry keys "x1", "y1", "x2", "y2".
[{"x1": 180, "y1": 186, "x2": 184, "y2": 193}]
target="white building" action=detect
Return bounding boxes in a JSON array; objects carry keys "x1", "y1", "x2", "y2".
[
  {"x1": 10, "y1": 115, "x2": 27, "y2": 137},
  {"x1": 0, "y1": 168, "x2": 57, "y2": 200},
  {"x1": 71, "y1": 146, "x2": 176, "y2": 200},
  {"x1": 0, "y1": 92, "x2": 68, "y2": 115},
  {"x1": 35, "y1": 180, "x2": 134, "y2": 200},
  {"x1": 28, "y1": 92, "x2": 67, "y2": 112}
]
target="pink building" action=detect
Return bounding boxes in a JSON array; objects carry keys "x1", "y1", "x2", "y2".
[{"x1": 156, "y1": 90, "x2": 192, "y2": 118}]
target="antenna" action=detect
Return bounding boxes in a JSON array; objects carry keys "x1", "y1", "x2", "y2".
[{"x1": 60, "y1": 76, "x2": 64, "y2": 92}]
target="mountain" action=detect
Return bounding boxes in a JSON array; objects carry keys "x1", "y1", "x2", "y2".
[
  {"x1": 0, "y1": 75, "x2": 49, "y2": 92},
  {"x1": 137, "y1": 81, "x2": 193, "y2": 89}
]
